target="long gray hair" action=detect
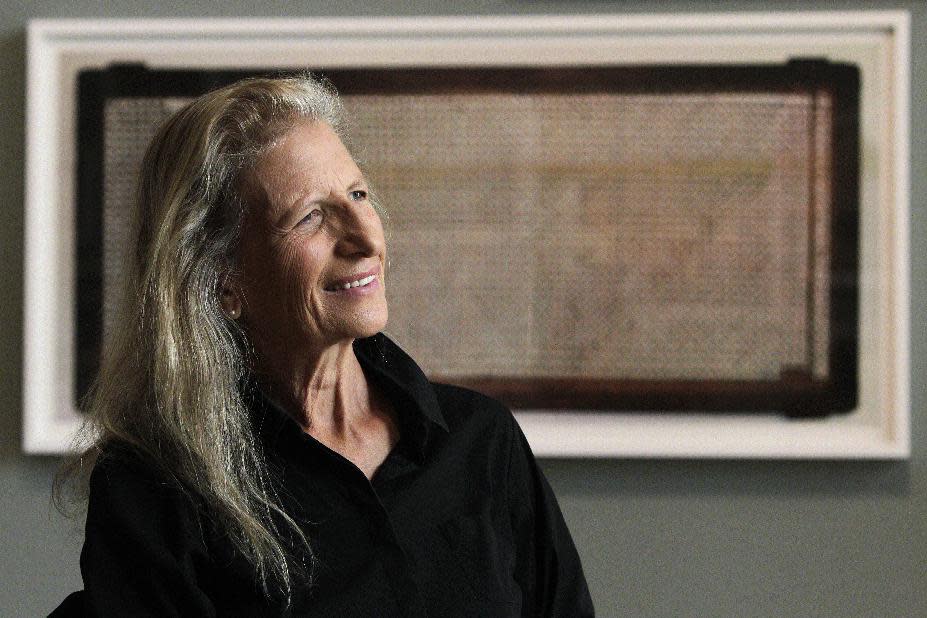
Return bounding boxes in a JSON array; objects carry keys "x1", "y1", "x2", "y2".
[{"x1": 57, "y1": 74, "x2": 348, "y2": 600}]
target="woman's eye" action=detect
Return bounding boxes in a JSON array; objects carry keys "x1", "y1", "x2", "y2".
[
  {"x1": 349, "y1": 189, "x2": 367, "y2": 201},
  {"x1": 299, "y1": 209, "x2": 323, "y2": 227}
]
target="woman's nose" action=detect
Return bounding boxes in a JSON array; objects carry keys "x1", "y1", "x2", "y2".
[{"x1": 334, "y1": 200, "x2": 384, "y2": 258}]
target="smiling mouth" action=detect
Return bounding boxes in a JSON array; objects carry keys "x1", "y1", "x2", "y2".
[{"x1": 324, "y1": 274, "x2": 377, "y2": 292}]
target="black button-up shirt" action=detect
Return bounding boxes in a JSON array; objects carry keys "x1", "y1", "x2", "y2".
[{"x1": 67, "y1": 334, "x2": 594, "y2": 617}]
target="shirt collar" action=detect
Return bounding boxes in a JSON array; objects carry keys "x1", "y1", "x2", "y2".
[
  {"x1": 247, "y1": 333, "x2": 448, "y2": 462},
  {"x1": 354, "y1": 333, "x2": 448, "y2": 432}
]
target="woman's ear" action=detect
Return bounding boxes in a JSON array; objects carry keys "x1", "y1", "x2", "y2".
[{"x1": 219, "y1": 276, "x2": 242, "y2": 320}]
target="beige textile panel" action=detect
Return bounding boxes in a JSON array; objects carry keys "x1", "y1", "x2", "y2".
[
  {"x1": 344, "y1": 92, "x2": 832, "y2": 381},
  {"x1": 102, "y1": 90, "x2": 832, "y2": 385}
]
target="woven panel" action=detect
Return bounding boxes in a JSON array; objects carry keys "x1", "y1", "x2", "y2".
[
  {"x1": 101, "y1": 98, "x2": 186, "y2": 347},
  {"x1": 344, "y1": 92, "x2": 832, "y2": 380},
  {"x1": 100, "y1": 90, "x2": 832, "y2": 382}
]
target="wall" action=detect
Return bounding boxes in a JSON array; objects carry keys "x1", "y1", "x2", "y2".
[{"x1": 1, "y1": 1, "x2": 923, "y2": 616}]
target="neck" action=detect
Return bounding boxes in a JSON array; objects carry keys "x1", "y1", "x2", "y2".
[
  {"x1": 256, "y1": 338, "x2": 398, "y2": 479},
  {"x1": 255, "y1": 339, "x2": 370, "y2": 430}
]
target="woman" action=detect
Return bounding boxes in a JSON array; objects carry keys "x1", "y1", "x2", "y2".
[{"x1": 55, "y1": 75, "x2": 593, "y2": 617}]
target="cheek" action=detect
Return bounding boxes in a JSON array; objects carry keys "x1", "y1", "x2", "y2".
[
  {"x1": 238, "y1": 239, "x2": 308, "y2": 311},
  {"x1": 277, "y1": 242, "x2": 326, "y2": 310}
]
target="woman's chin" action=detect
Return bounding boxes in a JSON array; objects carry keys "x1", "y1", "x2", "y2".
[
  {"x1": 342, "y1": 305, "x2": 388, "y2": 341},
  {"x1": 361, "y1": 309, "x2": 389, "y2": 338}
]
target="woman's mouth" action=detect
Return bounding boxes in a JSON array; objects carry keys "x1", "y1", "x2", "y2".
[
  {"x1": 323, "y1": 267, "x2": 380, "y2": 292},
  {"x1": 325, "y1": 274, "x2": 376, "y2": 291}
]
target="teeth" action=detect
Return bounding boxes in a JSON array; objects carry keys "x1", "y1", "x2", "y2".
[{"x1": 338, "y1": 274, "x2": 375, "y2": 290}]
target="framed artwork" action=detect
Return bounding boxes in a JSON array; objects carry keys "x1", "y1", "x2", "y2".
[{"x1": 24, "y1": 13, "x2": 910, "y2": 457}]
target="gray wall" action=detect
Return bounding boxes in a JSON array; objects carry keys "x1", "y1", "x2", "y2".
[{"x1": 1, "y1": 1, "x2": 923, "y2": 616}]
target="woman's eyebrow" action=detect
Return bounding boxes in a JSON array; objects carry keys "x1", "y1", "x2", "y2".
[
  {"x1": 346, "y1": 176, "x2": 368, "y2": 190},
  {"x1": 274, "y1": 194, "x2": 316, "y2": 228},
  {"x1": 271, "y1": 172, "x2": 368, "y2": 226}
]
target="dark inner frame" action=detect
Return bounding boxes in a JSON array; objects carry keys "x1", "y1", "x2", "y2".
[{"x1": 75, "y1": 61, "x2": 859, "y2": 417}]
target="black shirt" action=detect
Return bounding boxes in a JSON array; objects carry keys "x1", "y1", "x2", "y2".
[{"x1": 59, "y1": 334, "x2": 594, "y2": 617}]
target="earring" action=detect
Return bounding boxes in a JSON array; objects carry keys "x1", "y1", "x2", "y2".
[{"x1": 220, "y1": 287, "x2": 241, "y2": 320}]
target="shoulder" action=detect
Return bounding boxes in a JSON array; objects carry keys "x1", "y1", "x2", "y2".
[
  {"x1": 80, "y1": 446, "x2": 221, "y2": 615},
  {"x1": 86, "y1": 442, "x2": 201, "y2": 524},
  {"x1": 82, "y1": 443, "x2": 210, "y2": 578},
  {"x1": 90, "y1": 442, "x2": 175, "y2": 488},
  {"x1": 428, "y1": 382, "x2": 524, "y2": 469},
  {"x1": 430, "y1": 381, "x2": 516, "y2": 433}
]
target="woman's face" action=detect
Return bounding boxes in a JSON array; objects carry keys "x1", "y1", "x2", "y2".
[{"x1": 231, "y1": 119, "x2": 388, "y2": 357}]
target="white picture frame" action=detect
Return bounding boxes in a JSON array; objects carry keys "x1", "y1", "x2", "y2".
[{"x1": 24, "y1": 12, "x2": 910, "y2": 457}]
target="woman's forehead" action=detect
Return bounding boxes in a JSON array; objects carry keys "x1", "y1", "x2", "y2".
[{"x1": 246, "y1": 120, "x2": 363, "y2": 215}]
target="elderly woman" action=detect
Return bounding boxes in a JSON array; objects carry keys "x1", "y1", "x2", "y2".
[{"x1": 55, "y1": 75, "x2": 593, "y2": 617}]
